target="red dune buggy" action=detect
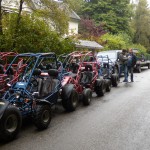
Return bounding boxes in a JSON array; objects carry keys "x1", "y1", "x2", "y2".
[
  {"x1": 0, "y1": 52, "x2": 27, "y2": 97},
  {"x1": 61, "y1": 51, "x2": 111, "y2": 107}
]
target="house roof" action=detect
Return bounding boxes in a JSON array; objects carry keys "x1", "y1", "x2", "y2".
[
  {"x1": 2, "y1": 0, "x2": 80, "y2": 21},
  {"x1": 69, "y1": 10, "x2": 81, "y2": 21},
  {"x1": 75, "y1": 40, "x2": 103, "y2": 50},
  {"x1": 57, "y1": 1, "x2": 80, "y2": 21}
]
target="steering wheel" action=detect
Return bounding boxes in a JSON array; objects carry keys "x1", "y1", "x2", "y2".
[
  {"x1": 25, "y1": 76, "x2": 38, "y2": 92},
  {"x1": 30, "y1": 77, "x2": 38, "y2": 86},
  {"x1": 29, "y1": 77, "x2": 38, "y2": 92}
]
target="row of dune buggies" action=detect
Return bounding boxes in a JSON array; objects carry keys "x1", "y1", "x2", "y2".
[{"x1": 0, "y1": 51, "x2": 119, "y2": 142}]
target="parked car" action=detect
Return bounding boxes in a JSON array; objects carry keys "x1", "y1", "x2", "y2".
[{"x1": 132, "y1": 49, "x2": 150, "y2": 73}]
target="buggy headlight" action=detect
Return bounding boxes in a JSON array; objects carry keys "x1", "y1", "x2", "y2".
[
  {"x1": 24, "y1": 98, "x2": 30, "y2": 103},
  {"x1": 7, "y1": 83, "x2": 11, "y2": 87},
  {"x1": 15, "y1": 92, "x2": 21, "y2": 99}
]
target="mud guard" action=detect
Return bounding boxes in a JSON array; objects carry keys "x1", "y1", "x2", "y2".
[
  {"x1": 36, "y1": 99, "x2": 52, "y2": 106},
  {"x1": 0, "y1": 99, "x2": 10, "y2": 119},
  {"x1": 95, "y1": 78, "x2": 104, "y2": 87},
  {"x1": 61, "y1": 84, "x2": 74, "y2": 100}
]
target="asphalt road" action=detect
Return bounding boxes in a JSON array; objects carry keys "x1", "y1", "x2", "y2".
[{"x1": 1, "y1": 68, "x2": 150, "y2": 150}]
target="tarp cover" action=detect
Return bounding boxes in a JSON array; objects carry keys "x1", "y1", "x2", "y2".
[{"x1": 75, "y1": 40, "x2": 103, "y2": 50}]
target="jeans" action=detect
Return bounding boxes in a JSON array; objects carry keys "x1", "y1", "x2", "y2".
[
  {"x1": 128, "y1": 66, "x2": 134, "y2": 81},
  {"x1": 119, "y1": 64, "x2": 128, "y2": 81},
  {"x1": 119, "y1": 65, "x2": 123, "y2": 78}
]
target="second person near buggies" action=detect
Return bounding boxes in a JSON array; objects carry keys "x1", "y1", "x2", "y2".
[{"x1": 127, "y1": 49, "x2": 137, "y2": 82}]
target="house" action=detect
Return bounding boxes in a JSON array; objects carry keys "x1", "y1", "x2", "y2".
[
  {"x1": 1, "y1": 0, "x2": 80, "y2": 35},
  {"x1": 68, "y1": 10, "x2": 80, "y2": 35},
  {"x1": 2, "y1": 0, "x2": 31, "y2": 13}
]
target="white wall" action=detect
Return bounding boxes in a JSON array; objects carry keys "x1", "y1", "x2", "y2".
[
  {"x1": 2, "y1": 0, "x2": 31, "y2": 12},
  {"x1": 68, "y1": 20, "x2": 79, "y2": 35}
]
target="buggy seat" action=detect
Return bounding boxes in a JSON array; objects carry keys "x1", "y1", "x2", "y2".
[
  {"x1": 69, "y1": 63, "x2": 79, "y2": 73},
  {"x1": 80, "y1": 64, "x2": 93, "y2": 84},
  {"x1": 34, "y1": 69, "x2": 59, "y2": 98},
  {"x1": 100, "y1": 63, "x2": 110, "y2": 78}
]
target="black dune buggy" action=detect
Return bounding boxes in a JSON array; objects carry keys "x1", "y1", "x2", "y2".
[
  {"x1": 97, "y1": 55, "x2": 119, "y2": 87},
  {"x1": 0, "y1": 53, "x2": 78, "y2": 142}
]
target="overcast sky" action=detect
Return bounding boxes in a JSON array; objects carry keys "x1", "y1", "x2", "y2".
[{"x1": 132, "y1": 0, "x2": 150, "y2": 5}]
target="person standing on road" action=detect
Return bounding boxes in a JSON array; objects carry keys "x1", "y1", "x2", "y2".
[
  {"x1": 127, "y1": 49, "x2": 137, "y2": 82},
  {"x1": 119, "y1": 49, "x2": 128, "y2": 82}
]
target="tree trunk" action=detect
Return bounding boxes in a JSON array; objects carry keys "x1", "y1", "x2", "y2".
[
  {"x1": 16, "y1": 0, "x2": 24, "y2": 30},
  {"x1": 12, "y1": 0, "x2": 24, "y2": 50},
  {"x1": 0, "y1": 0, "x2": 3, "y2": 35}
]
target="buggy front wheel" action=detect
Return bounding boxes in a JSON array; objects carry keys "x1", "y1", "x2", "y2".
[
  {"x1": 0, "y1": 105, "x2": 22, "y2": 142},
  {"x1": 106, "y1": 79, "x2": 111, "y2": 92},
  {"x1": 62, "y1": 89, "x2": 79, "y2": 112},
  {"x1": 82, "y1": 88, "x2": 92, "y2": 106},
  {"x1": 33, "y1": 104, "x2": 51, "y2": 130},
  {"x1": 95, "y1": 81, "x2": 106, "y2": 96},
  {"x1": 111, "y1": 74, "x2": 119, "y2": 87}
]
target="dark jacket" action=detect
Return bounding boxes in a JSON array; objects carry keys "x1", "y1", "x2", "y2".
[{"x1": 127, "y1": 54, "x2": 137, "y2": 67}]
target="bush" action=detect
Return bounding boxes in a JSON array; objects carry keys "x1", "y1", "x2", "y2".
[
  {"x1": 127, "y1": 43, "x2": 147, "y2": 54},
  {"x1": 100, "y1": 33, "x2": 127, "y2": 50},
  {"x1": 99, "y1": 33, "x2": 147, "y2": 54},
  {"x1": 0, "y1": 13, "x2": 75, "y2": 54}
]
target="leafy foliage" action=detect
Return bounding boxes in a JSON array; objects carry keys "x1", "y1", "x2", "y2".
[
  {"x1": 99, "y1": 33, "x2": 147, "y2": 53},
  {"x1": 100, "y1": 33, "x2": 127, "y2": 50},
  {"x1": 0, "y1": 13, "x2": 75, "y2": 54},
  {"x1": 79, "y1": 18, "x2": 106, "y2": 40},
  {"x1": 128, "y1": 43, "x2": 147, "y2": 54},
  {"x1": 63, "y1": 0, "x2": 84, "y2": 12}
]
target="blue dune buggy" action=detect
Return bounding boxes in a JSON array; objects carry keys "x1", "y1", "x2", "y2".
[{"x1": 0, "y1": 53, "x2": 78, "y2": 142}]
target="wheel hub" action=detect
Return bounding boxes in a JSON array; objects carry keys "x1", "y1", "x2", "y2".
[
  {"x1": 5, "y1": 114, "x2": 18, "y2": 133},
  {"x1": 72, "y1": 95, "x2": 77, "y2": 107},
  {"x1": 42, "y1": 110, "x2": 50, "y2": 123}
]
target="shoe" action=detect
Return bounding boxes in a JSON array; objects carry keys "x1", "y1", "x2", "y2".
[
  {"x1": 123, "y1": 79, "x2": 128, "y2": 82},
  {"x1": 131, "y1": 80, "x2": 134, "y2": 82}
]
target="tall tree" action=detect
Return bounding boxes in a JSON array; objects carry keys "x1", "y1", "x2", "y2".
[
  {"x1": 80, "y1": 0, "x2": 132, "y2": 34},
  {"x1": 133, "y1": 0, "x2": 150, "y2": 52}
]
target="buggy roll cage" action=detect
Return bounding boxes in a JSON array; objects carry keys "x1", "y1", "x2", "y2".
[
  {"x1": 0, "y1": 52, "x2": 17, "y2": 59},
  {"x1": 59, "y1": 51, "x2": 99, "y2": 68},
  {"x1": 0, "y1": 52, "x2": 17, "y2": 70},
  {"x1": 3, "y1": 52, "x2": 62, "y2": 105},
  {"x1": 97, "y1": 55, "x2": 114, "y2": 65},
  {"x1": 6, "y1": 53, "x2": 58, "y2": 88}
]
